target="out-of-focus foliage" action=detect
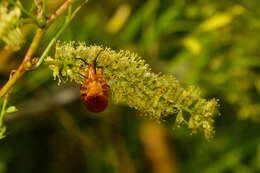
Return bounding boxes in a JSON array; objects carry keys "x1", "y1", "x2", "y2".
[
  {"x1": 0, "y1": 0, "x2": 259, "y2": 173},
  {"x1": 164, "y1": 3, "x2": 260, "y2": 121},
  {"x1": 0, "y1": 0, "x2": 23, "y2": 50}
]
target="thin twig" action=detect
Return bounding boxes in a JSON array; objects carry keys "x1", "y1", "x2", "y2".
[
  {"x1": 36, "y1": 1, "x2": 86, "y2": 67},
  {"x1": 0, "y1": 95, "x2": 8, "y2": 127},
  {"x1": 47, "y1": 0, "x2": 77, "y2": 25},
  {"x1": 0, "y1": 29, "x2": 44, "y2": 98},
  {"x1": 0, "y1": 0, "x2": 80, "y2": 99}
]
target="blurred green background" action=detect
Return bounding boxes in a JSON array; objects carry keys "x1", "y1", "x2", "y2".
[{"x1": 0, "y1": 0, "x2": 260, "y2": 172}]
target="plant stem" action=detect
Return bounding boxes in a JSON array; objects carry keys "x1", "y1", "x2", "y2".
[
  {"x1": 36, "y1": 1, "x2": 88, "y2": 67},
  {"x1": 35, "y1": 20, "x2": 70, "y2": 67},
  {"x1": 47, "y1": 0, "x2": 77, "y2": 25},
  {"x1": 0, "y1": 29, "x2": 44, "y2": 98},
  {"x1": 0, "y1": 95, "x2": 8, "y2": 127},
  {"x1": 0, "y1": 0, "x2": 79, "y2": 99}
]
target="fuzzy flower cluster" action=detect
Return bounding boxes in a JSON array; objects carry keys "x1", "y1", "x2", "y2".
[
  {"x1": 0, "y1": 1, "x2": 23, "y2": 50},
  {"x1": 46, "y1": 41, "x2": 219, "y2": 139}
]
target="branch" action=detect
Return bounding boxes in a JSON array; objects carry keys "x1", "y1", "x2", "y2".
[
  {"x1": 36, "y1": 2, "x2": 87, "y2": 67},
  {"x1": 47, "y1": 0, "x2": 77, "y2": 25},
  {"x1": 0, "y1": 29, "x2": 44, "y2": 98},
  {"x1": 0, "y1": 0, "x2": 80, "y2": 98}
]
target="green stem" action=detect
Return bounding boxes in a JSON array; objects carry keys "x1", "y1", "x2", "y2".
[
  {"x1": 0, "y1": 0, "x2": 81, "y2": 99},
  {"x1": 36, "y1": 2, "x2": 87, "y2": 67},
  {"x1": 0, "y1": 29, "x2": 45, "y2": 99},
  {"x1": 0, "y1": 95, "x2": 8, "y2": 127},
  {"x1": 35, "y1": 8, "x2": 72, "y2": 67}
]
